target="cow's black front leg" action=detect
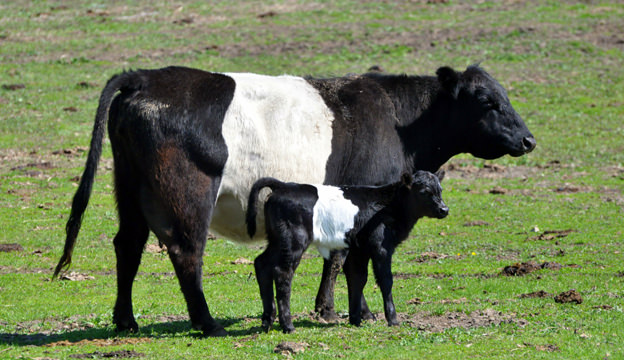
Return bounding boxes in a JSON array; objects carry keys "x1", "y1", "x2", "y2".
[
  {"x1": 254, "y1": 249, "x2": 277, "y2": 332},
  {"x1": 343, "y1": 251, "x2": 370, "y2": 326},
  {"x1": 371, "y1": 250, "x2": 398, "y2": 326}
]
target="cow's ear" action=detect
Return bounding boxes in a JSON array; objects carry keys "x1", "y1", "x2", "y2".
[
  {"x1": 436, "y1": 66, "x2": 460, "y2": 99},
  {"x1": 400, "y1": 172, "x2": 413, "y2": 188},
  {"x1": 434, "y1": 169, "x2": 445, "y2": 182}
]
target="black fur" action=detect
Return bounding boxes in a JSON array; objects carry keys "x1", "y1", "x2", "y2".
[
  {"x1": 307, "y1": 65, "x2": 536, "y2": 319},
  {"x1": 246, "y1": 171, "x2": 448, "y2": 332},
  {"x1": 54, "y1": 64, "x2": 535, "y2": 334},
  {"x1": 54, "y1": 66, "x2": 235, "y2": 337}
]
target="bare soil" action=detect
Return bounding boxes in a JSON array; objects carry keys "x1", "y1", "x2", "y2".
[
  {"x1": 400, "y1": 308, "x2": 527, "y2": 333},
  {"x1": 500, "y1": 261, "x2": 564, "y2": 276},
  {"x1": 554, "y1": 289, "x2": 583, "y2": 304}
]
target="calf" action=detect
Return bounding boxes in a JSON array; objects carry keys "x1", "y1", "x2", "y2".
[{"x1": 246, "y1": 171, "x2": 448, "y2": 333}]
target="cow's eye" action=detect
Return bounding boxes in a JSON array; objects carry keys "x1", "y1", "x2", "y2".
[{"x1": 482, "y1": 100, "x2": 499, "y2": 111}]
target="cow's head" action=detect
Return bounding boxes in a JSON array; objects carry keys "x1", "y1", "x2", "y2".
[
  {"x1": 400, "y1": 171, "x2": 448, "y2": 219},
  {"x1": 437, "y1": 65, "x2": 536, "y2": 159}
]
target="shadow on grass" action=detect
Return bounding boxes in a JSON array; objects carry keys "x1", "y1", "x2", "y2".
[{"x1": 0, "y1": 316, "x2": 342, "y2": 346}]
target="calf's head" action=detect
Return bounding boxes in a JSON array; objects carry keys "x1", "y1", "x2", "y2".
[
  {"x1": 400, "y1": 171, "x2": 448, "y2": 219},
  {"x1": 437, "y1": 65, "x2": 536, "y2": 160}
]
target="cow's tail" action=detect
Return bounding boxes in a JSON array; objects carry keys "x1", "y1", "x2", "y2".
[
  {"x1": 245, "y1": 177, "x2": 286, "y2": 238},
  {"x1": 53, "y1": 72, "x2": 134, "y2": 279}
]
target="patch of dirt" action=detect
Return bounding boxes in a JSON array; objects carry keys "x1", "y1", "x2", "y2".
[
  {"x1": 47, "y1": 338, "x2": 151, "y2": 347},
  {"x1": 519, "y1": 290, "x2": 550, "y2": 298},
  {"x1": 69, "y1": 350, "x2": 144, "y2": 359},
  {"x1": 526, "y1": 229, "x2": 575, "y2": 241},
  {"x1": 463, "y1": 220, "x2": 490, "y2": 227},
  {"x1": 412, "y1": 251, "x2": 449, "y2": 263},
  {"x1": 554, "y1": 289, "x2": 583, "y2": 304},
  {"x1": 520, "y1": 342, "x2": 560, "y2": 352},
  {"x1": 443, "y1": 163, "x2": 539, "y2": 180},
  {"x1": 500, "y1": 261, "x2": 565, "y2": 276},
  {"x1": 2, "y1": 83, "x2": 25, "y2": 90},
  {"x1": 400, "y1": 308, "x2": 527, "y2": 333},
  {"x1": 231, "y1": 257, "x2": 253, "y2": 265},
  {"x1": 59, "y1": 272, "x2": 95, "y2": 281},
  {"x1": 274, "y1": 341, "x2": 309, "y2": 355},
  {"x1": 0, "y1": 243, "x2": 23, "y2": 252},
  {"x1": 144, "y1": 243, "x2": 167, "y2": 254}
]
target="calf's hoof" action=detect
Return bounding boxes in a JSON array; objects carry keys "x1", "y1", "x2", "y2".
[
  {"x1": 261, "y1": 322, "x2": 272, "y2": 333},
  {"x1": 203, "y1": 325, "x2": 228, "y2": 337}
]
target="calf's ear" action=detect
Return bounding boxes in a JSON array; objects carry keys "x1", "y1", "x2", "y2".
[
  {"x1": 401, "y1": 172, "x2": 413, "y2": 188},
  {"x1": 436, "y1": 66, "x2": 460, "y2": 99},
  {"x1": 434, "y1": 169, "x2": 445, "y2": 182}
]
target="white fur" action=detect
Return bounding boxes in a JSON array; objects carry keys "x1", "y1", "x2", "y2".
[
  {"x1": 210, "y1": 73, "x2": 335, "y2": 242},
  {"x1": 312, "y1": 185, "x2": 359, "y2": 259}
]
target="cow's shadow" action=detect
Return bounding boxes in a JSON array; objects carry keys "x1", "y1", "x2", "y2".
[{"x1": 0, "y1": 316, "x2": 340, "y2": 346}]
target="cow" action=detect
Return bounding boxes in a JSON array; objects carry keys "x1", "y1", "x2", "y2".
[
  {"x1": 246, "y1": 171, "x2": 448, "y2": 333},
  {"x1": 53, "y1": 64, "x2": 535, "y2": 337}
]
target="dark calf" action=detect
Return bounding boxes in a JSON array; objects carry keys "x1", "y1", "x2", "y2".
[{"x1": 246, "y1": 171, "x2": 448, "y2": 332}]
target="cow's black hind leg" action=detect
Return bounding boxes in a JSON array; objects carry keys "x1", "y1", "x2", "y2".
[
  {"x1": 167, "y1": 242, "x2": 226, "y2": 337},
  {"x1": 112, "y1": 215, "x2": 149, "y2": 332},
  {"x1": 110, "y1": 150, "x2": 150, "y2": 333},
  {"x1": 254, "y1": 248, "x2": 277, "y2": 332}
]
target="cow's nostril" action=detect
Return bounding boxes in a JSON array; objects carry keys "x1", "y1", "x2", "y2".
[
  {"x1": 438, "y1": 206, "x2": 449, "y2": 218},
  {"x1": 522, "y1": 136, "x2": 536, "y2": 152}
]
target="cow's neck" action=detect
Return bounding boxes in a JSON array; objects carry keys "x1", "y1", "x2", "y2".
[{"x1": 393, "y1": 79, "x2": 460, "y2": 172}]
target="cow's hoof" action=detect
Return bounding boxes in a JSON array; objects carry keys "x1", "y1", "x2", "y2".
[
  {"x1": 361, "y1": 310, "x2": 375, "y2": 321},
  {"x1": 261, "y1": 322, "x2": 272, "y2": 333},
  {"x1": 317, "y1": 309, "x2": 339, "y2": 322},
  {"x1": 114, "y1": 319, "x2": 139, "y2": 333},
  {"x1": 388, "y1": 319, "x2": 400, "y2": 327},
  {"x1": 348, "y1": 318, "x2": 362, "y2": 327},
  {"x1": 281, "y1": 325, "x2": 296, "y2": 334},
  {"x1": 203, "y1": 325, "x2": 228, "y2": 337}
]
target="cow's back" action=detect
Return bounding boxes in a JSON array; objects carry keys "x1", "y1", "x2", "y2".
[{"x1": 211, "y1": 73, "x2": 335, "y2": 241}]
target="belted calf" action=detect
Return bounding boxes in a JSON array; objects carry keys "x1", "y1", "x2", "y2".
[{"x1": 246, "y1": 171, "x2": 448, "y2": 333}]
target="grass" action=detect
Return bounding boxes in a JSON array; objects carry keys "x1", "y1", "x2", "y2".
[{"x1": 1, "y1": 0, "x2": 623, "y2": 359}]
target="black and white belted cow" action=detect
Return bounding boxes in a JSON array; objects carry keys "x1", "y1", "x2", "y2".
[{"x1": 53, "y1": 65, "x2": 535, "y2": 336}]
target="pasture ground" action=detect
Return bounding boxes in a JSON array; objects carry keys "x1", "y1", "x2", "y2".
[{"x1": 0, "y1": 1, "x2": 623, "y2": 359}]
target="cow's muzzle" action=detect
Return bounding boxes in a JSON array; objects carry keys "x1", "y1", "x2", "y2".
[{"x1": 521, "y1": 136, "x2": 537, "y2": 153}]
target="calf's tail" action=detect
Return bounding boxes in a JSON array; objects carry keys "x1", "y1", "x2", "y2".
[
  {"x1": 53, "y1": 72, "x2": 134, "y2": 279},
  {"x1": 245, "y1": 177, "x2": 286, "y2": 238}
]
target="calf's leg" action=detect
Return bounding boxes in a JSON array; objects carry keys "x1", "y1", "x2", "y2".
[
  {"x1": 343, "y1": 250, "x2": 370, "y2": 326},
  {"x1": 254, "y1": 248, "x2": 277, "y2": 332},
  {"x1": 371, "y1": 250, "x2": 398, "y2": 326},
  {"x1": 315, "y1": 249, "x2": 374, "y2": 321},
  {"x1": 274, "y1": 230, "x2": 307, "y2": 333}
]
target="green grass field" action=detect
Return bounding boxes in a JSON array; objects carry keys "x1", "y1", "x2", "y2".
[{"x1": 1, "y1": 1, "x2": 623, "y2": 359}]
